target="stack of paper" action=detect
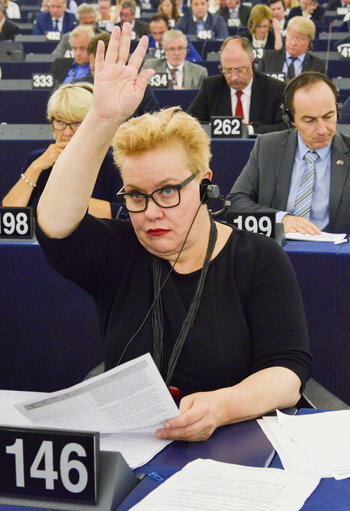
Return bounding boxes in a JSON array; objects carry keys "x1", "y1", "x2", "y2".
[
  {"x1": 130, "y1": 458, "x2": 320, "y2": 511},
  {"x1": 0, "y1": 354, "x2": 180, "y2": 469},
  {"x1": 258, "y1": 410, "x2": 350, "y2": 479},
  {"x1": 286, "y1": 232, "x2": 347, "y2": 244}
]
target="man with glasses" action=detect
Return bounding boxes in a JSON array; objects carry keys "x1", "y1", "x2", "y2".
[
  {"x1": 142, "y1": 30, "x2": 207, "y2": 89},
  {"x1": 116, "y1": 0, "x2": 150, "y2": 39},
  {"x1": 257, "y1": 17, "x2": 325, "y2": 80},
  {"x1": 188, "y1": 36, "x2": 286, "y2": 134}
]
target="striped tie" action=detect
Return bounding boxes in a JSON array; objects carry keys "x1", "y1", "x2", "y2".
[{"x1": 293, "y1": 151, "x2": 319, "y2": 219}]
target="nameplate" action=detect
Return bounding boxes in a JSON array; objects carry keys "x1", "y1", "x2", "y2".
[
  {"x1": 337, "y1": 43, "x2": 350, "y2": 58},
  {"x1": 197, "y1": 29, "x2": 212, "y2": 40},
  {"x1": 337, "y1": 7, "x2": 348, "y2": 15},
  {"x1": 228, "y1": 18, "x2": 240, "y2": 27},
  {"x1": 265, "y1": 71, "x2": 285, "y2": 82},
  {"x1": 46, "y1": 31, "x2": 61, "y2": 41},
  {"x1": 0, "y1": 207, "x2": 33, "y2": 239},
  {"x1": 227, "y1": 211, "x2": 276, "y2": 238},
  {"x1": 253, "y1": 47, "x2": 264, "y2": 60},
  {"x1": 32, "y1": 73, "x2": 55, "y2": 89},
  {"x1": 211, "y1": 116, "x2": 243, "y2": 139},
  {"x1": 168, "y1": 19, "x2": 175, "y2": 27},
  {"x1": 149, "y1": 72, "x2": 170, "y2": 88},
  {"x1": 0, "y1": 426, "x2": 99, "y2": 503}
]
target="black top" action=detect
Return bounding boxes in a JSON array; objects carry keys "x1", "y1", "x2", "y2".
[{"x1": 36, "y1": 215, "x2": 312, "y2": 395}]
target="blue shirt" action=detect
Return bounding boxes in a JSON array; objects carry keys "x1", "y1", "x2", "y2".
[
  {"x1": 277, "y1": 133, "x2": 332, "y2": 230},
  {"x1": 63, "y1": 61, "x2": 90, "y2": 84},
  {"x1": 282, "y1": 51, "x2": 306, "y2": 78}
]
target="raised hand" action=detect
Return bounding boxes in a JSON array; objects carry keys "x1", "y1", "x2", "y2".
[{"x1": 93, "y1": 23, "x2": 155, "y2": 123}]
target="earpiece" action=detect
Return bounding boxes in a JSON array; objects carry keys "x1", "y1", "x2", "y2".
[{"x1": 199, "y1": 178, "x2": 220, "y2": 204}]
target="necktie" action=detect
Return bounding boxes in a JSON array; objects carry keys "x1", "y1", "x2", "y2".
[
  {"x1": 287, "y1": 56, "x2": 297, "y2": 80},
  {"x1": 293, "y1": 151, "x2": 319, "y2": 219},
  {"x1": 235, "y1": 90, "x2": 243, "y2": 118},
  {"x1": 170, "y1": 67, "x2": 178, "y2": 86},
  {"x1": 53, "y1": 19, "x2": 59, "y2": 31}
]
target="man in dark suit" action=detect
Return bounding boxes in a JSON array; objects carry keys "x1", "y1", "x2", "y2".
[
  {"x1": 257, "y1": 16, "x2": 325, "y2": 80},
  {"x1": 33, "y1": 0, "x2": 76, "y2": 35},
  {"x1": 188, "y1": 36, "x2": 286, "y2": 134},
  {"x1": 227, "y1": 72, "x2": 350, "y2": 234},
  {"x1": 218, "y1": 0, "x2": 251, "y2": 28},
  {"x1": 175, "y1": 0, "x2": 229, "y2": 39},
  {"x1": 51, "y1": 25, "x2": 93, "y2": 83},
  {"x1": 0, "y1": 0, "x2": 19, "y2": 40},
  {"x1": 287, "y1": 0, "x2": 325, "y2": 25},
  {"x1": 116, "y1": 0, "x2": 150, "y2": 39}
]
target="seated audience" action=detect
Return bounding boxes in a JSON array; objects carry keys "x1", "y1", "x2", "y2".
[
  {"x1": 257, "y1": 17, "x2": 326, "y2": 80},
  {"x1": 147, "y1": 13, "x2": 202, "y2": 61},
  {"x1": 175, "y1": 0, "x2": 229, "y2": 39},
  {"x1": 227, "y1": 72, "x2": 350, "y2": 234},
  {"x1": 52, "y1": 3, "x2": 101, "y2": 59},
  {"x1": 188, "y1": 36, "x2": 286, "y2": 133},
  {"x1": 0, "y1": 0, "x2": 19, "y2": 40},
  {"x1": 218, "y1": 0, "x2": 251, "y2": 28},
  {"x1": 142, "y1": 29, "x2": 208, "y2": 88},
  {"x1": 33, "y1": 0, "x2": 76, "y2": 35},
  {"x1": 268, "y1": 0, "x2": 287, "y2": 33},
  {"x1": 2, "y1": 83, "x2": 122, "y2": 219},
  {"x1": 51, "y1": 25, "x2": 93, "y2": 83},
  {"x1": 36, "y1": 25, "x2": 312, "y2": 442},
  {"x1": 287, "y1": 0, "x2": 325, "y2": 25},
  {"x1": 242, "y1": 4, "x2": 283, "y2": 51},
  {"x1": 72, "y1": 32, "x2": 159, "y2": 115},
  {"x1": 4, "y1": 0, "x2": 20, "y2": 19},
  {"x1": 96, "y1": 0, "x2": 115, "y2": 32},
  {"x1": 116, "y1": 1, "x2": 150, "y2": 38},
  {"x1": 158, "y1": 0, "x2": 180, "y2": 26}
]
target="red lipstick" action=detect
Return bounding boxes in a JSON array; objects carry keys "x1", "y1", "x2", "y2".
[{"x1": 147, "y1": 229, "x2": 170, "y2": 237}]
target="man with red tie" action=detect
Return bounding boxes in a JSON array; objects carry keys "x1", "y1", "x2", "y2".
[{"x1": 188, "y1": 36, "x2": 286, "y2": 134}]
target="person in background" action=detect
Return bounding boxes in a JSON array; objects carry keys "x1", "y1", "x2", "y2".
[
  {"x1": 287, "y1": 0, "x2": 325, "y2": 25},
  {"x1": 142, "y1": 29, "x2": 208, "y2": 88},
  {"x1": 218, "y1": 0, "x2": 251, "y2": 28},
  {"x1": 227, "y1": 72, "x2": 350, "y2": 234},
  {"x1": 33, "y1": 0, "x2": 76, "y2": 35},
  {"x1": 52, "y1": 3, "x2": 101, "y2": 58},
  {"x1": 257, "y1": 17, "x2": 326, "y2": 80},
  {"x1": 188, "y1": 36, "x2": 286, "y2": 133},
  {"x1": 96, "y1": 0, "x2": 115, "y2": 32},
  {"x1": 2, "y1": 82, "x2": 122, "y2": 219},
  {"x1": 51, "y1": 25, "x2": 93, "y2": 83},
  {"x1": 175, "y1": 0, "x2": 229, "y2": 39},
  {"x1": 72, "y1": 31, "x2": 159, "y2": 115},
  {"x1": 41, "y1": 0, "x2": 50, "y2": 12},
  {"x1": 158, "y1": 0, "x2": 180, "y2": 26},
  {"x1": 268, "y1": 0, "x2": 287, "y2": 33},
  {"x1": 242, "y1": 4, "x2": 283, "y2": 51},
  {"x1": 147, "y1": 13, "x2": 202, "y2": 61},
  {"x1": 0, "y1": 0, "x2": 19, "y2": 40},
  {"x1": 116, "y1": 0, "x2": 150, "y2": 38},
  {"x1": 36, "y1": 25, "x2": 312, "y2": 442},
  {"x1": 176, "y1": 0, "x2": 190, "y2": 15},
  {"x1": 4, "y1": 0, "x2": 20, "y2": 19}
]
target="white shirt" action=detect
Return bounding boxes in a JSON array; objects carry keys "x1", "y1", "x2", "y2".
[
  {"x1": 229, "y1": 78, "x2": 253, "y2": 124},
  {"x1": 6, "y1": 1, "x2": 20, "y2": 19},
  {"x1": 52, "y1": 15, "x2": 64, "y2": 33}
]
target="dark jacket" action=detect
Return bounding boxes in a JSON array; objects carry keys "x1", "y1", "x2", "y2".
[
  {"x1": 116, "y1": 19, "x2": 150, "y2": 38},
  {"x1": 175, "y1": 11, "x2": 229, "y2": 39},
  {"x1": 257, "y1": 49, "x2": 326, "y2": 77},
  {"x1": 187, "y1": 71, "x2": 287, "y2": 134},
  {"x1": 33, "y1": 11, "x2": 76, "y2": 35},
  {"x1": 0, "y1": 18, "x2": 20, "y2": 40},
  {"x1": 218, "y1": 5, "x2": 251, "y2": 27},
  {"x1": 287, "y1": 5, "x2": 325, "y2": 25}
]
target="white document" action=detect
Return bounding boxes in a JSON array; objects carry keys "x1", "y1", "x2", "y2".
[
  {"x1": 258, "y1": 410, "x2": 350, "y2": 479},
  {"x1": 1, "y1": 354, "x2": 179, "y2": 468},
  {"x1": 286, "y1": 232, "x2": 347, "y2": 244},
  {"x1": 130, "y1": 458, "x2": 320, "y2": 511}
]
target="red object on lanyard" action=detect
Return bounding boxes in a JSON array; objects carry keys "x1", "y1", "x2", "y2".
[
  {"x1": 168, "y1": 386, "x2": 183, "y2": 402},
  {"x1": 235, "y1": 90, "x2": 244, "y2": 118}
]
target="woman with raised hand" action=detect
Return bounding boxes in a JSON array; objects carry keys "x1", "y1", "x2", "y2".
[{"x1": 37, "y1": 24, "x2": 311, "y2": 442}]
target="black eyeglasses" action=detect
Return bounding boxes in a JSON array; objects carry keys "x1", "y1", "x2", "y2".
[{"x1": 116, "y1": 173, "x2": 197, "y2": 213}]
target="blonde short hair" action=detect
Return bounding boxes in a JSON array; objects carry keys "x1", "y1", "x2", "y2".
[
  {"x1": 287, "y1": 16, "x2": 315, "y2": 41},
  {"x1": 247, "y1": 4, "x2": 272, "y2": 36},
  {"x1": 47, "y1": 82, "x2": 94, "y2": 135},
  {"x1": 76, "y1": 2, "x2": 96, "y2": 20},
  {"x1": 163, "y1": 29, "x2": 187, "y2": 48},
  {"x1": 113, "y1": 107, "x2": 212, "y2": 176},
  {"x1": 69, "y1": 25, "x2": 95, "y2": 45}
]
